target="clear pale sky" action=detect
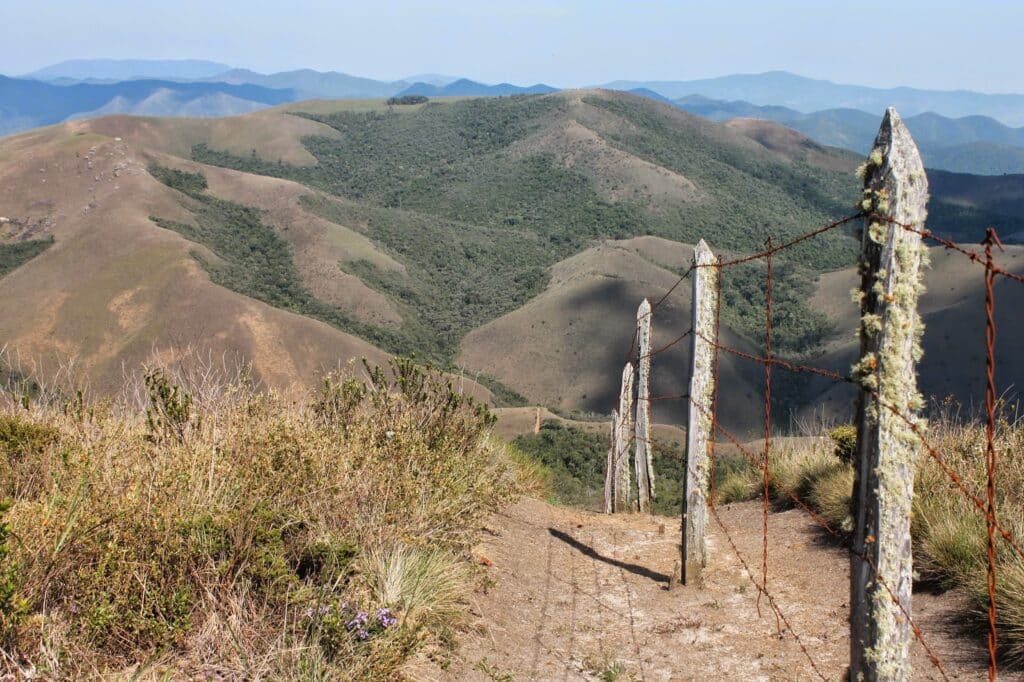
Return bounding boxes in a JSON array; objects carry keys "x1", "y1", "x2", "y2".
[{"x1": 2, "y1": 0, "x2": 1020, "y2": 93}]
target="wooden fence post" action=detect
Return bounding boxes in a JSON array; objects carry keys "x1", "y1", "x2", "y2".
[
  {"x1": 849, "y1": 107, "x2": 929, "y2": 680},
  {"x1": 614, "y1": 362, "x2": 635, "y2": 512},
  {"x1": 635, "y1": 299, "x2": 654, "y2": 513},
  {"x1": 604, "y1": 411, "x2": 616, "y2": 514},
  {"x1": 682, "y1": 240, "x2": 720, "y2": 584}
]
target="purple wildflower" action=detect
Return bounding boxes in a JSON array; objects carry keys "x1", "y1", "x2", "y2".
[
  {"x1": 346, "y1": 610, "x2": 369, "y2": 632},
  {"x1": 376, "y1": 607, "x2": 398, "y2": 628}
]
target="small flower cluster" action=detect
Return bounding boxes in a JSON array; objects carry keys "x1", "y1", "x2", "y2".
[
  {"x1": 376, "y1": 607, "x2": 398, "y2": 628},
  {"x1": 347, "y1": 610, "x2": 371, "y2": 640},
  {"x1": 303, "y1": 604, "x2": 331, "y2": 619},
  {"x1": 304, "y1": 600, "x2": 398, "y2": 642}
]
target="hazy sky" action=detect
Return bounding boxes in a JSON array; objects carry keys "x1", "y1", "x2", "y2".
[{"x1": 2, "y1": 0, "x2": 1021, "y2": 92}]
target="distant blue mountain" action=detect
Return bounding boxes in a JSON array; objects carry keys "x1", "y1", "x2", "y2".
[
  {"x1": 606, "y1": 71, "x2": 1024, "y2": 127},
  {"x1": 662, "y1": 93, "x2": 1024, "y2": 175},
  {"x1": 26, "y1": 59, "x2": 232, "y2": 82},
  {"x1": 398, "y1": 78, "x2": 557, "y2": 97},
  {"x1": 205, "y1": 69, "x2": 409, "y2": 99},
  {"x1": 0, "y1": 76, "x2": 295, "y2": 136},
  {"x1": 625, "y1": 88, "x2": 677, "y2": 106},
  {"x1": 400, "y1": 73, "x2": 461, "y2": 87}
]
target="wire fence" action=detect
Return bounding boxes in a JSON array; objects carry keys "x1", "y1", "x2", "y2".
[{"x1": 607, "y1": 204, "x2": 1024, "y2": 679}]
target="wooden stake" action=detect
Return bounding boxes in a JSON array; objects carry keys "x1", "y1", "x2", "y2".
[
  {"x1": 849, "y1": 107, "x2": 929, "y2": 681},
  {"x1": 635, "y1": 299, "x2": 654, "y2": 513},
  {"x1": 604, "y1": 411, "x2": 616, "y2": 514},
  {"x1": 682, "y1": 240, "x2": 719, "y2": 585},
  {"x1": 613, "y1": 362, "x2": 634, "y2": 513}
]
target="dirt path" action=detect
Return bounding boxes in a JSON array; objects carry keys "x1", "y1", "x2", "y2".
[{"x1": 417, "y1": 499, "x2": 989, "y2": 681}]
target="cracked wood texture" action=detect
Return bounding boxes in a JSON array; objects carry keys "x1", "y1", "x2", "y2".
[
  {"x1": 682, "y1": 239, "x2": 719, "y2": 585},
  {"x1": 613, "y1": 362, "x2": 635, "y2": 513},
  {"x1": 850, "y1": 107, "x2": 929, "y2": 681},
  {"x1": 635, "y1": 298, "x2": 654, "y2": 513}
]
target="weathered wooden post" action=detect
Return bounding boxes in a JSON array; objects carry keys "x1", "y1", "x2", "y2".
[
  {"x1": 635, "y1": 299, "x2": 654, "y2": 513},
  {"x1": 613, "y1": 362, "x2": 635, "y2": 512},
  {"x1": 604, "y1": 411, "x2": 616, "y2": 514},
  {"x1": 682, "y1": 240, "x2": 720, "y2": 584},
  {"x1": 849, "y1": 107, "x2": 929, "y2": 680}
]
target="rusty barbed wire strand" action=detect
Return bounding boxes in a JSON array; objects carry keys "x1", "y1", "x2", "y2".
[
  {"x1": 711, "y1": 212, "x2": 864, "y2": 269},
  {"x1": 759, "y1": 237, "x2": 775, "y2": 628},
  {"x1": 709, "y1": 505, "x2": 829, "y2": 681},
  {"x1": 651, "y1": 264, "x2": 695, "y2": 312},
  {"x1": 692, "y1": 330, "x2": 850, "y2": 383},
  {"x1": 693, "y1": 396, "x2": 950, "y2": 679},
  {"x1": 638, "y1": 329, "x2": 693, "y2": 360},
  {"x1": 885, "y1": 218, "x2": 1024, "y2": 286},
  {"x1": 983, "y1": 227, "x2": 1003, "y2": 681}
]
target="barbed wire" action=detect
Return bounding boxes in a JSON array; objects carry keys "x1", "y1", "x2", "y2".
[
  {"x1": 604, "y1": 206, "x2": 1024, "y2": 679},
  {"x1": 709, "y1": 505, "x2": 830, "y2": 681}
]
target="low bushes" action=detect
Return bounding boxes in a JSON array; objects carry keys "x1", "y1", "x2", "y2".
[{"x1": 0, "y1": 358, "x2": 528, "y2": 678}]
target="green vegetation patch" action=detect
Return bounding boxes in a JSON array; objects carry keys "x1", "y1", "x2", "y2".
[
  {"x1": 719, "y1": 259, "x2": 835, "y2": 358},
  {"x1": 512, "y1": 421, "x2": 687, "y2": 515},
  {"x1": 192, "y1": 95, "x2": 862, "y2": 360},
  {"x1": 147, "y1": 164, "x2": 427, "y2": 357},
  {"x1": 0, "y1": 238, "x2": 54, "y2": 279},
  {"x1": 580, "y1": 96, "x2": 858, "y2": 269}
]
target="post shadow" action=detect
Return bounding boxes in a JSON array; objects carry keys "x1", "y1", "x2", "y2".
[{"x1": 548, "y1": 527, "x2": 671, "y2": 584}]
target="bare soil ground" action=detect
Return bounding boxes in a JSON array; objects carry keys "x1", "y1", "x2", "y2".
[{"x1": 417, "y1": 499, "x2": 990, "y2": 681}]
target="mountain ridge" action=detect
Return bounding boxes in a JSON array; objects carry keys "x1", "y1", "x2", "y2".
[
  {"x1": 669, "y1": 93, "x2": 1024, "y2": 174},
  {"x1": 396, "y1": 78, "x2": 557, "y2": 97},
  {"x1": 1, "y1": 90, "x2": 1021, "y2": 427},
  {"x1": 606, "y1": 70, "x2": 1024, "y2": 126},
  {"x1": 25, "y1": 58, "x2": 233, "y2": 81}
]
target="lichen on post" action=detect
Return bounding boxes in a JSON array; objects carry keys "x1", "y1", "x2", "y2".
[
  {"x1": 682, "y1": 239, "x2": 720, "y2": 585},
  {"x1": 849, "y1": 107, "x2": 929, "y2": 681},
  {"x1": 635, "y1": 298, "x2": 654, "y2": 513}
]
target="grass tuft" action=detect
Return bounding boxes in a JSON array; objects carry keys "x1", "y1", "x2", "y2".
[{"x1": 359, "y1": 544, "x2": 468, "y2": 630}]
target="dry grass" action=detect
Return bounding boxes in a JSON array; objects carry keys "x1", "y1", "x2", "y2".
[
  {"x1": 0, "y1": 358, "x2": 529, "y2": 678},
  {"x1": 915, "y1": 405, "x2": 1024, "y2": 663},
  {"x1": 734, "y1": 407, "x2": 1024, "y2": 664}
]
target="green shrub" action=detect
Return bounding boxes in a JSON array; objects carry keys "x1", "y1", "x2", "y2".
[
  {"x1": 806, "y1": 467, "x2": 854, "y2": 531},
  {"x1": 147, "y1": 164, "x2": 208, "y2": 195},
  {"x1": 0, "y1": 414, "x2": 58, "y2": 461},
  {"x1": 716, "y1": 467, "x2": 759, "y2": 505},
  {"x1": 828, "y1": 424, "x2": 857, "y2": 464},
  {"x1": 512, "y1": 421, "x2": 686, "y2": 514},
  {"x1": 386, "y1": 95, "x2": 429, "y2": 106},
  {"x1": 144, "y1": 368, "x2": 196, "y2": 443},
  {"x1": 0, "y1": 238, "x2": 54, "y2": 279},
  {"x1": 0, "y1": 501, "x2": 24, "y2": 633}
]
